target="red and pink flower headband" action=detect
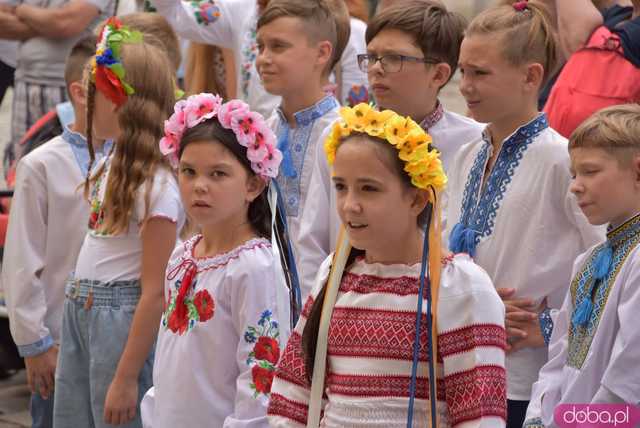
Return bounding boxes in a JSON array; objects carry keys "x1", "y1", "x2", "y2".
[{"x1": 159, "y1": 93, "x2": 282, "y2": 180}]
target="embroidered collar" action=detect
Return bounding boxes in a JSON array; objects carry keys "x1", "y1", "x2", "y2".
[
  {"x1": 276, "y1": 95, "x2": 339, "y2": 127},
  {"x1": 607, "y1": 211, "x2": 640, "y2": 246},
  {"x1": 419, "y1": 100, "x2": 444, "y2": 131},
  {"x1": 567, "y1": 211, "x2": 640, "y2": 368},
  {"x1": 62, "y1": 125, "x2": 113, "y2": 176},
  {"x1": 448, "y1": 113, "x2": 548, "y2": 256},
  {"x1": 481, "y1": 113, "x2": 549, "y2": 148}
]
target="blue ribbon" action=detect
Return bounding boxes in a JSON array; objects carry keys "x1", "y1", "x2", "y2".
[
  {"x1": 571, "y1": 244, "x2": 613, "y2": 327},
  {"x1": 448, "y1": 222, "x2": 479, "y2": 257},
  {"x1": 277, "y1": 126, "x2": 297, "y2": 178}
]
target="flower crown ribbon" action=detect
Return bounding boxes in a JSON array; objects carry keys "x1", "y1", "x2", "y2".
[
  {"x1": 159, "y1": 93, "x2": 282, "y2": 180},
  {"x1": 324, "y1": 103, "x2": 447, "y2": 190},
  {"x1": 91, "y1": 17, "x2": 142, "y2": 106}
]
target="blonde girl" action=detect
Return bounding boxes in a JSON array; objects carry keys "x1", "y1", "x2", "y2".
[{"x1": 53, "y1": 18, "x2": 183, "y2": 428}]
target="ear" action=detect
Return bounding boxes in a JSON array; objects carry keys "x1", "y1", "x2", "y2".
[
  {"x1": 245, "y1": 174, "x2": 267, "y2": 203},
  {"x1": 68, "y1": 81, "x2": 86, "y2": 109},
  {"x1": 524, "y1": 63, "x2": 544, "y2": 92},
  {"x1": 316, "y1": 40, "x2": 333, "y2": 71},
  {"x1": 409, "y1": 187, "x2": 430, "y2": 218},
  {"x1": 429, "y1": 63, "x2": 452, "y2": 90}
]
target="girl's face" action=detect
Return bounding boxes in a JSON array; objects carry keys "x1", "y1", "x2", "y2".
[
  {"x1": 458, "y1": 33, "x2": 537, "y2": 125},
  {"x1": 332, "y1": 137, "x2": 424, "y2": 263},
  {"x1": 92, "y1": 89, "x2": 121, "y2": 140},
  {"x1": 178, "y1": 140, "x2": 264, "y2": 232}
]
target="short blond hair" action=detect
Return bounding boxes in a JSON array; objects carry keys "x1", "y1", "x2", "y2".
[{"x1": 569, "y1": 104, "x2": 640, "y2": 164}]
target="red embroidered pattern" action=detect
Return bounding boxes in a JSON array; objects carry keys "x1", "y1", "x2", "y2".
[
  {"x1": 445, "y1": 365, "x2": 507, "y2": 426},
  {"x1": 300, "y1": 295, "x2": 315, "y2": 319},
  {"x1": 328, "y1": 373, "x2": 446, "y2": 400},
  {"x1": 267, "y1": 393, "x2": 308, "y2": 425},
  {"x1": 340, "y1": 272, "x2": 421, "y2": 296},
  {"x1": 439, "y1": 324, "x2": 506, "y2": 357},
  {"x1": 327, "y1": 307, "x2": 442, "y2": 362},
  {"x1": 274, "y1": 331, "x2": 310, "y2": 389}
]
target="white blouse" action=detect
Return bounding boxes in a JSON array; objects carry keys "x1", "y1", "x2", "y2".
[
  {"x1": 268, "y1": 253, "x2": 507, "y2": 428},
  {"x1": 144, "y1": 236, "x2": 290, "y2": 427}
]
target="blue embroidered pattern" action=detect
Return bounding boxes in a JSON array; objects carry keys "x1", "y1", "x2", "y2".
[
  {"x1": 63, "y1": 126, "x2": 113, "y2": 176},
  {"x1": 275, "y1": 95, "x2": 338, "y2": 217},
  {"x1": 538, "y1": 308, "x2": 553, "y2": 345},
  {"x1": 567, "y1": 213, "x2": 640, "y2": 369},
  {"x1": 449, "y1": 114, "x2": 549, "y2": 255}
]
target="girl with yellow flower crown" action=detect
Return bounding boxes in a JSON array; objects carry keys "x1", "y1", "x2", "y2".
[{"x1": 267, "y1": 104, "x2": 508, "y2": 428}]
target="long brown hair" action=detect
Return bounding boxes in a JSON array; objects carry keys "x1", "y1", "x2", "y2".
[{"x1": 85, "y1": 37, "x2": 176, "y2": 235}]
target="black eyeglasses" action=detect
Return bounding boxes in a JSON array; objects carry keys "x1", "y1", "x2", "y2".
[{"x1": 357, "y1": 54, "x2": 438, "y2": 73}]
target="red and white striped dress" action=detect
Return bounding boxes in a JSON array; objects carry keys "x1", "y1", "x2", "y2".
[{"x1": 267, "y1": 253, "x2": 507, "y2": 428}]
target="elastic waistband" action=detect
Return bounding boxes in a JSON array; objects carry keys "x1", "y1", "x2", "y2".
[{"x1": 65, "y1": 278, "x2": 141, "y2": 308}]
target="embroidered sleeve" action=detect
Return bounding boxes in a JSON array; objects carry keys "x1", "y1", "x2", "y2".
[
  {"x1": 150, "y1": 0, "x2": 238, "y2": 49},
  {"x1": 438, "y1": 261, "x2": 507, "y2": 427},
  {"x1": 526, "y1": 290, "x2": 573, "y2": 426},
  {"x1": 339, "y1": 19, "x2": 368, "y2": 107},
  {"x1": 538, "y1": 308, "x2": 554, "y2": 345},
  {"x1": 224, "y1": 250, "x2": 284, "y2": 426},
  {"x1": 267, "y1": 256, "x2": 332, "y2": 427}
]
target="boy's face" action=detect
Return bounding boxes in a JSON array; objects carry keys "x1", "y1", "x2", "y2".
[
  {"x1": 366, "y1": 28, "x2": 441, "y2": 120},
  {"x1": 570, "y1": 146, "x2": 640, "y2": 226},
  {"x1": 256, "y1": 16, "x2": 326, "y2": 97}
]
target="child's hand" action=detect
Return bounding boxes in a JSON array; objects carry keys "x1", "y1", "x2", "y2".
[
  {"x1": 103, "y1": 376, "x2": 139, "y2": 425},
  {"x1": 24, "y1": 345, "x2": 58, "y2": 399},
  {"x1": 497, "y1": 288, "x2": 546, "y2": 354}
]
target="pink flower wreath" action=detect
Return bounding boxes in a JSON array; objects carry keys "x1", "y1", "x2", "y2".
[{"x1": 159, "y1": 93, "x2": 282, "y2": 180}]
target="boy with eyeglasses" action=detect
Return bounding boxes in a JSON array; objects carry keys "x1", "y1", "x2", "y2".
[{"x1": 295, "y1": 0, "x2": 483, "y2": 298}]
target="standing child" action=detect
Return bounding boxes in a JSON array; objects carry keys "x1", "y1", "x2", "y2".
[
  {"x1": 524, "y1": 104, "x2": 640, "y2": 427},
  {"x1": 1, "y1": 35, "x2": 108, "y2": 428},
  {"x1": 268, "y1": 104, "x2": 507, "y2": 427},
  {"x1": 298, "y1": 0, "x2": 484, "y2": 298},
  {"x1": 150, "y1": 0, "x2": 368, "y2": 117},
  {"x1": 52, "y1": 19, "x2": 183, "y2": 428},
  {"x1": 446, "y1": 2, "x2": 603, "y2": 427},
  {"x1": 255, "y1": 0, "x2": 349, "y2": 301},
  {"x1": 142, "y1": 94, "x2": 289, "y2": 427}
]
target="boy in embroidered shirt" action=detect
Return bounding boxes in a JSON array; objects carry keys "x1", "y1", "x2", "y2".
[
  {"x1": 446, "y1": 2, "x2": 604, "y2": 427},
  {"x1": 524, "y1": 104, "x2": 640, "y2": 427},
  {"x1": 1, "y1": 35, "x2": 109, "y2": 428},
  {"x1": 149, "y1": 0, "x2": 368, "y2": 117},
  {"x1": 254, "y1": 0, "x2": 349, "y2": 303},
  {"x1": 297, "y1": 0, "x2": 484, "y2": 299}
]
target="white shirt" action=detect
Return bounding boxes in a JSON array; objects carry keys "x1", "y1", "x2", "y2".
[
  {"x1": 267, "y1": 95, "x2": 340, "y2": 297},
  {"x1": 150, "y1": 0, "x2": 368, "y2": 118},
  {"x1": 524, "y1": 214, "x2": 640, "y2": 427},
  {"x1": 1, "y1": 129, "x2": 109, "y2": 355},
  {"x1": 142, "y1": 235, "x2": 289, "y2": 428},
  {"x1": 268, "y1": 253, "x2": 507, "y2": 428},
  {"x1": 296, "y1": 107, "x2": 483, "y2": 300},
  {"x1": 74, "y1": 157, "x2": 183, "y2": 282},
  {"x1": 444, "y1": 114, "x2": 604, "y2": 400}
]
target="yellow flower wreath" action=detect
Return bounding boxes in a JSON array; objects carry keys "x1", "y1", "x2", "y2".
[{"x1": 324, "y1": 103, "x2": 447, "y2": 190}]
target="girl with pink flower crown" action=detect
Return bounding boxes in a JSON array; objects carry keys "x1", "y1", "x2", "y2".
[{"x1": 141, "y1": 93, "x2": 293, "y2": 428}]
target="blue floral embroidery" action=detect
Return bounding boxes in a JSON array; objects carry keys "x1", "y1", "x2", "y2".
[
  {"x1": 538, "y1": 308, "x2": 553, "y2": 345},
  {"x1": 567, "y1": 213, "x2": 640, "y2": 369},
  {"x1": 241, "y1": 16, "x2": 258, "y2": 99},
  {"x1": 449, "y1": 114, "x2": 548, "y2": 256},
  {"x1": 275, "y1": 95, "x2": 338, "y2": 217}
]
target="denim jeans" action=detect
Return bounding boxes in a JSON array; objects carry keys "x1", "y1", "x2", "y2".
[
  {"x1": 53, "y1": 279, "x2": 154, "y2": 428},
  {"x1": 31, "y1": 392, "x2": 54, "y2": 428}
]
